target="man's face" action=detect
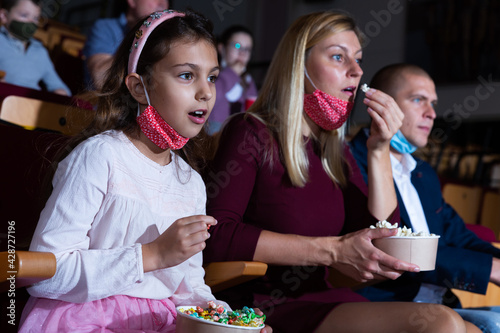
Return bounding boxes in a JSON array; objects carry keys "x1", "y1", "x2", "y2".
[
  {"x1": 392, "y1": 73, "x2": 438, "y2": 148},
  {"x1": 130, "y1": 0, "x2": 169, "y2": 20}
]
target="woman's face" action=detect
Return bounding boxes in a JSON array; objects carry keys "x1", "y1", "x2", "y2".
[
  {"x1": 304, "y1": 30, "x2": 363, "y2": 104},
  {"x1": 220, "y1": 32, "x2": 253, "y2": 75}
]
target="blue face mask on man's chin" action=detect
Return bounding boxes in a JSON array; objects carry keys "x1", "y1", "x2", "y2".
[{"x1": 390, "y1": 130, "x2": 418, "y2": 154}]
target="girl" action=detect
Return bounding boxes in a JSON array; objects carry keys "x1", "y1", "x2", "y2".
[
  {"x1": 208, "y1": 25, "x2": 257, "y2": 134},
  {"x1": 19, "y1": 9, "x2": 270, "y2": 333},
  {"x1": 204, "y1": 11, "x2": 480, "y2": 333}
]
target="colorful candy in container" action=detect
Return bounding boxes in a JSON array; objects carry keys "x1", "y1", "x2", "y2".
[{"x1": 176, "y1": 301, "x2": 265, "y2": 332}]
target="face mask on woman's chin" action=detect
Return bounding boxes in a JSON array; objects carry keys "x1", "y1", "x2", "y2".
[{"x1": 303, "y1": 68, "x2": 353, "y2": 131}]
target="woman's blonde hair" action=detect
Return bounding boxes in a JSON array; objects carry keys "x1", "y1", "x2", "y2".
[{"x1": 248, "y1": 11, "x2": 364, "y2": 187}]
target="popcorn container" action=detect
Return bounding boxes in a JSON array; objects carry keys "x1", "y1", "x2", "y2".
[
  {"x1": 176, "y1": 306, "x2": 263, "y2": 333},
  {"x1": 373, "y1": 235, "x2": 440, "y2": 271}
]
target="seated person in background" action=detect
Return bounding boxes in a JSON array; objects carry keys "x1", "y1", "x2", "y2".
[
  {"x1": 83, "y1": 0, "x2": 169, "y2": 90},
  {"x1": 0, "y1": 0, "x2": 71, "y2": 95},
  {"x1": 349, "y1": 63, "x2": 500, "y2": 332},
  {"x1": 204, "y1": 11, "x2": 480, "y2": 333},
  {"x1": 207, "y1": 25, "x2": 257, "y2": 134}
]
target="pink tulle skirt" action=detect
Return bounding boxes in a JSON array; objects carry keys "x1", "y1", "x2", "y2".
[{"x1": 19, "y1": 295, "x2": 177, "y2": 332}]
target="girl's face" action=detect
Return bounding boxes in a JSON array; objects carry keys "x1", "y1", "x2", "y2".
[
  {"x1": 220, "y1": 32, "x2": 252, "y2": 75},
  {"x1": 147, "y1": 39, "x2": 219, "y2": 139},
  {"x1": 304, "y1": 30, "x2": 363, "y2": 103},
  {"x1": 0, "y1": 0, "x2": 41, "y2": 25}
]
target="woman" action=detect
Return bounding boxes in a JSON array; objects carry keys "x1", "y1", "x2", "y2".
[
  {"x1": 208, "y1": 25, "x2": 257, "y2": 134},
  {"x1": 204, "y1": 11, "x2": 480, "y2": 333}
]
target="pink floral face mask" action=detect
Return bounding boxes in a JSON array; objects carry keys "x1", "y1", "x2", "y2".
[
  {"x1": 303, "y1": 69, "x2": 354, "y2": 131},
  {"x1": 136, "y1": 76, "x2": 189, "y2": 150}
]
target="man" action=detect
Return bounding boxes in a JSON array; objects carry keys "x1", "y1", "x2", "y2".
[
  {"x1": 349, "y1": 63, "x2": 500, "y2": 331},
  {"x1": 83, "y1": 0, "x2": 169, "y2": 89}
]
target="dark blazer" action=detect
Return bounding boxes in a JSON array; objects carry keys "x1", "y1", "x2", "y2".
[{"x1": 348, "y1": 128, "x2": 500, "y2": 303}]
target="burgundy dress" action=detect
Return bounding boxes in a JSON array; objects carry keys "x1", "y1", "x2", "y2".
[{"x1": 204, "y1": 113, "x2": 399, "y2": 332}]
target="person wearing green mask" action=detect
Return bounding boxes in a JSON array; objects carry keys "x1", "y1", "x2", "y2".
[{"x1": 0, "y1": 0, "x2": 71, "y2": 95}]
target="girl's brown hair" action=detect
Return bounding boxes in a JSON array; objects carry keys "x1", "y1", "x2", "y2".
[{"x1": 62, "y1": 9, "x2": 216, "y2": 173}]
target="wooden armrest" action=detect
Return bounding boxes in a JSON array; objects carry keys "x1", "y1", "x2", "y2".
[
  {"x1": 445, "y1": 243, "x2": 500, "y2": 307},
  {"x1": 327, "y1": 268, "x2": 376, "y2": 290},
  {"x1": 452, "y1": 284, "x2": 500, "y2": 307},
  {"x1": 204, "y1": 261, "x2": 267, "y2": 293},
  {"x1": 328, "y1": 268, "x2": 359, "y2": 288},
  {"x1": 0, "y1": 70, "x2": 5, "y2": 79},
  {"x1": 328, "y1": 268, "x2": 388, "y2": 290},
  {"x1": 0, "y1": 251, "x2": 56, "y2": 291}
]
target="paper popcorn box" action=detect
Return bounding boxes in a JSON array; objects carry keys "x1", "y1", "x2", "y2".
[
  {"x1": 373, "y1": 236, "x2": 440, "y2": 271},
  {"x1": 176, "y1": 306, "x2": 263, "y2": 333}
]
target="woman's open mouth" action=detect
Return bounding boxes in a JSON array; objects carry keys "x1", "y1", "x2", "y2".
[{"x1": 342, "y1": 86, "x2": 356, "y2": 96}]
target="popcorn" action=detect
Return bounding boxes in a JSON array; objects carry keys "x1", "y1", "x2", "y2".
[
  {"x1": 360, "y1": 83, "x2": 370, "y2": 93},
  {"x1": 370, "y1": 220, "x2": 397, "y2": 229},
  {"x1": 370, "y1": 220, "x2": 436, "y2": 237}
]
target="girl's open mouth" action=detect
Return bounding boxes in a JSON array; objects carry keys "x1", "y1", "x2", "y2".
[{"x1": 189, "y1": 110, "x2": 206, "y2": 118}]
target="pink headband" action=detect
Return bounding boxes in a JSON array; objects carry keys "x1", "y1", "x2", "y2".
[{"x1": 128, "y1": 10, "x2": 185, "y2": 74}]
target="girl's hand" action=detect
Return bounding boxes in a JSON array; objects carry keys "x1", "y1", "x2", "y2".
[
  {"x1": 328, "y1": 228, "x2": 420, "y2": 282},
  {"x1": 363, "y1": 89, "x2": 404, "y2": 152},
  {"x1": 142, "y1": 215, "x2": 217, "y2": 272},
  {"x1": 253, "y1": 308, "x2": 272, "y2": 333}
]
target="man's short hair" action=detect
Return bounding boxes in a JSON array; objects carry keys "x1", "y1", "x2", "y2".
[{"x1": 370, "y1": 63, "x2": 432, "y2": 97}]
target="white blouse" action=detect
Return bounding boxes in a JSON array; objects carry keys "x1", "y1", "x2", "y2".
[{"x1": 28, "y1": 130, "x2": 216, "y2": 306}]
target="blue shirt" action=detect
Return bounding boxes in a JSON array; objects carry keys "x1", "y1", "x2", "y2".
[
  {"x1": 0, "y1": 26, "x2": 71, "y2": 95},
  {"x1": 82, "y1": 13, "x2": 128, "y2": 84}
]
